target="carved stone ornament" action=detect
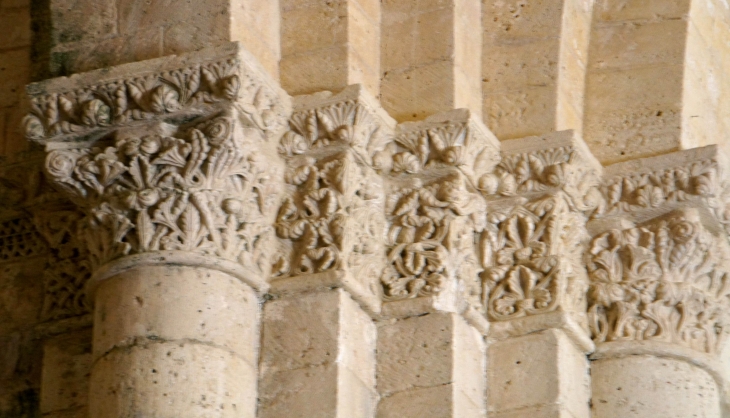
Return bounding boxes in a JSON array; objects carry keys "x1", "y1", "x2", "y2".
[
  {"x1": 481, "y1": 194, "x2": 588, "y2": 321},
  {"x1": 34, "y1": 210, "x2": 90, "y2": 320},
  {"x1": 23, "y1": 43, "x2": 289, "y2": 144},
  {"x1": 587, "y1": 210, "x2": 730, "y2": 354},
  {"x1": 479, "y1": 130, "x2": 604, "y2": 213},
  {"x1": 44, "y1": 111, "x2": 281, "y2": 274},
  {"x1": 596, "y1": 145, "x2": 730, "y2": 234},
  {"x1": 379, "y1": 110, "x2": 495, "y2": 309},
  {"x1": 25, "y1": 43, "x2": 291, "y2": 286},
  {"x1": 273, "y1": 86, "x2": 391, "y2": 307}
]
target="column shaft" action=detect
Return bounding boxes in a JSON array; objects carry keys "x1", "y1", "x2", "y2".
[
  {"x1": 258, "y1": 289, "x2": 377, "y2": 417},
  {"x1": 89, "y1": 265, "x2": 260, "y2": 418},
  {"x1": 280, "y1": 0, "x2": 380, "y2": 96},
  {"x1": 488, "y1": 329, "x2": 590, "y2": 418},
  {"x1": 40, "y1": 329, "x2": 92, "y2": 418},
  {"x1": 592, "y1": 356, "x2": 720, "y2": 418},
  {"x1": 482, "y1": 0, "x2": 593, "y2": 140},
  {"x1": 377, "y1": 312, "x2": 487, "y2": 418},
  {"x1": 381, "y1": 0, "x2": 482, "y2": 121}
]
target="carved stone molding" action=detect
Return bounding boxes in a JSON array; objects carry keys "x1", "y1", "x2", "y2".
[
  {"x1": 25, "y1": 43, "x2": 291, "y2": 293},
  {"x1": 272, "y1": 85, "x2": 393, "y2": 313},
  {"x1": 480, "y1": 130, "x2": 603, "y2": 212},
  {"x1": 23, "y1": 42, "x2": 289, "y2": 144},
  {"x1": 33, "y1": 209, "x2": 90, "y2": 320},
  {"x1": 596, "y1": 145, "x2": 730, "y2": 231},
  {"x1": 587, "y1": 209, "x2": 730, "y2": 354},
  {"x1": 478, "y1": 131, "x2": 599, "y2": 331}
]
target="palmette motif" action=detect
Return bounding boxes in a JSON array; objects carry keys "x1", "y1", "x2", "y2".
[
  {"x1": 481, "y1": 194, "x2": 588, "y2": 320},
  {"x1": 273, "y1": 91, "x2": 387, "y2": 299},
  {"x1": 43, "y1": 111, "x2": 281, "y2": 274},
  {"x1": 587, "y1": 213, "x2": 730, "y2": 353}
]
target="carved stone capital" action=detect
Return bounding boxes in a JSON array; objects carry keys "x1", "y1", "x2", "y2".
[
  {"x1": 379, "y1": 111, "x2": 495, "y2": 328},
  {"x1": 478, "y1": 131, "x2": 599, "y2": 336},
  {"x1": 587, "y1": 209, "x2": 730, "y2": 355},
  {"x1": 272, "y1": 85, "x2": 394, "y2": 313},
  {"x1": 25, "y1": 43, "x2": 291, "y2": 293},
  {"x1": 481, "y1": 194, "x2": 589, "y2": 324}
]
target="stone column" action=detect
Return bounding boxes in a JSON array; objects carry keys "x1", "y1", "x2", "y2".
[
  {"x1": 259, "y1": 85, "x2": 391, "y2": 417},
  {"x1": 23, "y1": 42, "x2": 290, "y2": 418},
  {"x1": 36, "y1": 0, "x2": 280, "y2": 79},
  {"x1": 381, "y1": 0, "x2": 482, "y2": 122},
  {"x1": 280, "y1": 0, "x2": 380, "y2": 97},
  {"x1": 482, "y1": 0, "x2": 594, "y2": 140},
  {"x1": 584, "y1": 0, "x2": 730, "y2": 164},
  {"x1": 375, "y1": 110, "x2": 498, "y2": 417},
  {"x1": 588, "y1": 146, "x2": 730, "y2": 417},
  {"x1": 478, "y1": 130, "x2": 602, "y2": 418}
]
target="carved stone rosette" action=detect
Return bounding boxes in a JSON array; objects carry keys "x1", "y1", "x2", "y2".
[
  {"x1": 378, "y1": 110, "x2": 499, "y2": 315},
  {"x1": 272, "y1": 85, "x2": 392, "y2": 312},
  {"x1": 480, "y1": 131, "x2": 602, "y2": 328},
  {"x1": 24, "y1": 43, "x2": 291, "y2": 292}
]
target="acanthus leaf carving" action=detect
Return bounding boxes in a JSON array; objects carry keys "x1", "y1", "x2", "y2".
[
  {"x1": 43, "y1": 110, "x2": 281, "y2": 274},
  {"x1": 481, "y1": 194, "x2": 588, "y2": 321},
  {"x1": 24, "y1": 49, "x2": 290, "y2": 143},
  {"x1": 587, "y1": 211, "x2": 730, "y2": 354},
  {"x1": 381, "y1": 172, "x2": 485, "y2": 307}
]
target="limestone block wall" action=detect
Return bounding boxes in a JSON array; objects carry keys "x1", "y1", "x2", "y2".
[{"x1": 1, "y1": 1, "x2": 730, "y2": 418}]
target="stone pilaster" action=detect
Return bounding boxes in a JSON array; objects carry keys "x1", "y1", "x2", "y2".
[
  {"x1": 24, "y1": 42, "x2": 290, "y2": 418},
  {"x1": 588, "y1": 146, "x2": 730, "y2": 417},
  {"x1": 381, "y1": 0, "x2": 482, "y2": 122},
  {"x1": 480, "y1": 130, "x2": 601, "y2": 418},
  {"x1": 280, "y1": 0, "x2": 380, "y2": 97},
  {"x1": 375, "y1": 109, "x2": 498, "y2": 417},
  {"x1": 259, "y1": 84, "x2": 391, "y2": 417},
  {"x1": 482, "y1": 0, "x2": 594, "y2": 140}
]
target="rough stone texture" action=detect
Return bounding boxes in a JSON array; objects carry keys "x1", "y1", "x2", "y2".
[
  {"x1": 583, "y1": 0, "x2": 730, "y2": 164},
  {"x1": 38, "y1": 0, "x2": 281, "y2": 79},
  {"x1": 377, "y1": 312, "x2": 487, "y2": 417},
  {"x1": 381, "y1": 0, "x2": 482, "y2": 122},
  {"x1": 482, "y1": 0, "x2": 593, "y2": 140},
  {"x1": 90, "y1": 265, "x2": 260, "y2": 418},
  {"x1": 3, "y1": 1, "x2": 730, "y2": 417},
  {"x1": 488, "y1": 329, "x2": 590, "y2": 418},
  {"x1": 40, "y1": 329, "x2": 91, "y2": 417},
  {"x1": 280, "y1": 0, "x2": 380, "y2": 96},
  {"x1": 0, "y1": 0, "x2": 32, "y2": 156},
  {"x1": 592, "y1": 355, "x2": 721, "y2": 418},
  {"x1": 259, "y1": 289, "x2": 377, "y2": 418}
]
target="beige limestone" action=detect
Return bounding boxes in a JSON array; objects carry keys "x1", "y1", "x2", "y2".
[
  {"x1": 4, "y1": 1, "x2": 730, "y2": 417},
  {"x1": 381, "y1": 0, "x2": 482, "y2": 122},
  {"x1": 592, "y1": 355, "x2": 721, "y2": 418},
  {"x1": 259, "y1": 289, "x2": 377, "y2": 418},
  {"x1": 488, "y1": 329, "x2": 590, "y2": 418},
  {"x1": 280, "y1": 0, "x2": 380, "y2": 96},
  {"x1": 42, "y1": 0, "x2": 281, "y2": 78},
  {"x1": 377, "y1": 312, "x2": 487, "y2": 418},
  {"x1": 40, "y1": 329, "x2": 91, "y2": 417},
  {"x1": 89, "y1": 265, "x2": 260, "y2": 418},
  {"x1": 482, "y1": 0, "x2": 593, "y2": 140}
]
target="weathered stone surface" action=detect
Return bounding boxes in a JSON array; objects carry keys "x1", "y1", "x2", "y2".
[
  {"x1": 3, "y1": 2, "x2": 730, "y2": 417},
  {"x1": 592, "y1": 355, "x2": 720, "y2": 418}
]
